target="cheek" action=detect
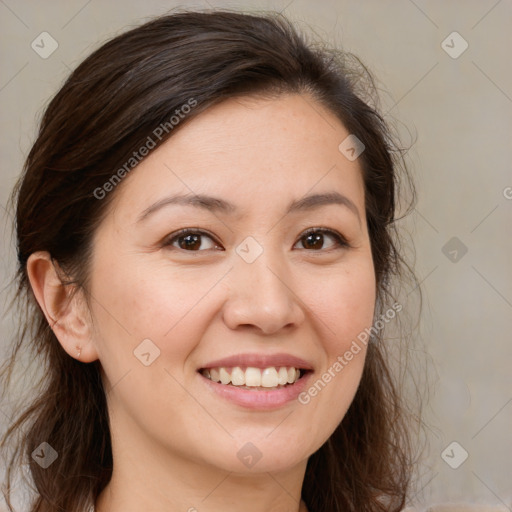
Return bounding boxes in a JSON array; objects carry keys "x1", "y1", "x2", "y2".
[
  {"x1": 280, "y1": 258, "x2": 376, "y2": 452},
  {"x1": 87, "y1": 260, "x2": 261, "y2": 470},
  {"x1": 306, "y1": 258, "x2": 376, "y2": 353},
  {"x1": 88, "y1": 257, "x2": 226, "y2": 365},
  {"x1": 88, "y1": 259, "x2": 218, "y2": 438}
]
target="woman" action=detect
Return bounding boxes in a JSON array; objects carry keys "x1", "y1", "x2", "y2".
[{"x1": 1, "y1": 9, "x2": 420, "y2": 512}]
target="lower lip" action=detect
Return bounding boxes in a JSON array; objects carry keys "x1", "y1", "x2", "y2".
[{"x1": 199, "y1": 372, "x2": 312, "y2": 410}]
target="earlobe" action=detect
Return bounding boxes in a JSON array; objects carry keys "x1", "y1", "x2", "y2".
[{"x1": 26, "y1": 251, "x2": 98, "y2": 363}]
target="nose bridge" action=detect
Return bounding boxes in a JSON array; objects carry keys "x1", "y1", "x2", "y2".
[{"x1": 223, "y1": 239, "x2": 304, "y2": 333}]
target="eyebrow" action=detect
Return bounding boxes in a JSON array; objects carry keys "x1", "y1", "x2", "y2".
[{"x1": 137, "y1": 191, "x2": 361, "y2": 225}]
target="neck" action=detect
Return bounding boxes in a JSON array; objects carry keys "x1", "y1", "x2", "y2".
[{"x1": 94, "y1": 432, "x2": 308, "y2": 512}]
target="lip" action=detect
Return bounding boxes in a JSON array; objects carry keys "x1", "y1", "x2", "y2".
[
  {"x1": 199, "y1": 369, "x2": 313, "y2": 410},
  {"x1": 199, "y1": 353, "x2": 314, "y2": 371},
  {"x1": 198, "y1": 353, "x2": 314, "y2": 410}
]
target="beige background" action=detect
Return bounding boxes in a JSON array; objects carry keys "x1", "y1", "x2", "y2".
[{"x1": 1, "y1": 1, "x2": 511, "y2": 510}]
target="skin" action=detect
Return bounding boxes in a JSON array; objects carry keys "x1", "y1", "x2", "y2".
[{"x1": 27, "y1": 93, "x2": 376, "y2": 512}]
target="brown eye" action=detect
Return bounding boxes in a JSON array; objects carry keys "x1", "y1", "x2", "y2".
[
  {"x1": 301, "y1": 232, "x2": 324, "y2": 250},
  {"x1": 177, "y1": 233, "x2": 203, "y2": 250},
  {"x1": 164, "y1": 229, "x2": 222, "y2": 251},
  {"x1": 294, "y1": 229, "x2": 349, "y2": 251}
]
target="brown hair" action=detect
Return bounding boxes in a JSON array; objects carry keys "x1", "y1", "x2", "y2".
[{"x1": 1, "y1": 9, "x2": 421, "y2": 512}]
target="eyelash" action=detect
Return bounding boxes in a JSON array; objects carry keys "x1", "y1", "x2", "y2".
[{"x1": 162, "y1": 227, "x2": 351, "y2": 252}]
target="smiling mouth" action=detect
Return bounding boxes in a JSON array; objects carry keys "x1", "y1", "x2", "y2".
[{"x1": 199, "y1": 366, "x2": 309, "y2": 390}]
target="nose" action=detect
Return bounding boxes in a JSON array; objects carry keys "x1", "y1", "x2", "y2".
[{"x1": 222, "y1": 250, "x2": 305, "y2": 335}]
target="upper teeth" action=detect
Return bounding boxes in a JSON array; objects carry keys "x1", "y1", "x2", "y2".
[{"x1": 202, "y1": 366, "x2": 301, "y2": 388}]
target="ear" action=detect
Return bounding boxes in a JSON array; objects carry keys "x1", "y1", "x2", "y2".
[{"x1": 26, "y1": 251, "x2": 98, "y2": 363}]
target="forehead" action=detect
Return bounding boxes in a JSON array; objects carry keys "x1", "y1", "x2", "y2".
[{"x1": 106, "y1": 93, "x2": 366, "y2": 222}]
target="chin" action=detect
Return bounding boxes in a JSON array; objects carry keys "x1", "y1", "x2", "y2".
[{"x1": 197, "y1": 434, "x2": 315, "y2": 475}]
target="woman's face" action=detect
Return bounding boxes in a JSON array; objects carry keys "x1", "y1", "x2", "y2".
[{"x1": 86, "y1": 93, "x2": 376, "y2": 475}]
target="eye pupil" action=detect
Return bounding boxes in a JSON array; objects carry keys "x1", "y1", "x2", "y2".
[
  {"x1": 179, "y1": 234, "x2": 201, "y2": 250},
  {"x1": 303, "y1": 232, "x2": 323, "y2": 250}
]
